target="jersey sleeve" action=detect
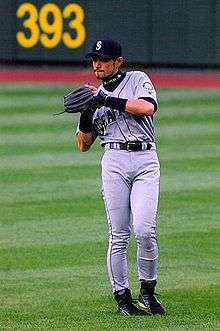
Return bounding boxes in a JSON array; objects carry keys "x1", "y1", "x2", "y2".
[{"x1": 133, "y1": 72, "x2": 158, "y2": 107}]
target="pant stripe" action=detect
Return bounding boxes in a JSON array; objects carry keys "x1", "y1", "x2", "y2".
[{"x1": 101, "y1": 188, "x2": 116, "y2": 293}]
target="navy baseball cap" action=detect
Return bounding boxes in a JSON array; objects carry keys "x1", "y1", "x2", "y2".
[{"x1": 85, "y1": 39, "x2": 122, "y2": 59}]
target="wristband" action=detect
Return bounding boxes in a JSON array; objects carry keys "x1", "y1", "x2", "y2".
[
  {"x1": 105, "y1": 97, "x2": 127, "y2": 112},
  {"x1": 79, "y1": 111, "x2": 93, "y2": 133}
]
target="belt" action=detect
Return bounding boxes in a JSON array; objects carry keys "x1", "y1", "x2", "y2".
[{"x1": 108, "y1": 142, "x2": 152, "y2": 151}]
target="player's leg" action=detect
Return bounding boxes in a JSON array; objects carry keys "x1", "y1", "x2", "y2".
[
  {"x1": 101, "y1": 150, "x2": 147, "y2": 315},
  {"x1": 130, "y1": 150, "x2": 166, "y2": 315},
  {"x1": 102, "y1": 180, "x2": 131, "y2": 293},
  {"x1": 101, "y1": 150, "x2": 132, "y2": 293},
  {"x1": 130, "y1": 150, "x2": 160, "y2": 282}
]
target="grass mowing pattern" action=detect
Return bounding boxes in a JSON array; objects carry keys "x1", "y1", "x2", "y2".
[{"x1": 0, "y1": 84, "x2": 219, "y2": 330}]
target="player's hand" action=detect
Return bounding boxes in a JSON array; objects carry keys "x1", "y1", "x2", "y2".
[
  {"x1": 85, "y1": 84, "x2": 98, "y2": 95},
  {"x1": 89, "y1": 90, "x2": 108, "y2": 110}
]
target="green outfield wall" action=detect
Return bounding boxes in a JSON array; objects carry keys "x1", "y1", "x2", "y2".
[{"x1": 1, "y1": 0, "x2": 220, "y2": 66}]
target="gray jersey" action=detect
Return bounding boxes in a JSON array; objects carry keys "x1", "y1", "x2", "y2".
[{"x1": 91, "y1": 71, "x2": 158, "y2": 144}]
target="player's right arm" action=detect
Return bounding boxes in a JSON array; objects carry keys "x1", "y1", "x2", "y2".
[
  {"x1": 76, "y1": 131, "x2": 93, "y2": 152},
  {"x1": 76, "y1": 84, "x2": 99, "y2": 152}
]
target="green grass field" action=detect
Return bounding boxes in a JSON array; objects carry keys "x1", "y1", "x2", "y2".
[{"x1": 0, "y1": 84, "x2": 219, "y2": 330}]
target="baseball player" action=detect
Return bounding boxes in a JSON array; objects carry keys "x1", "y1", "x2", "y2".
[{"x1": 75, "y1": 39, "x2": 166, "y2": 316}]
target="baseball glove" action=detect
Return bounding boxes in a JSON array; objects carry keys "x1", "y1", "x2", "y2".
[
  {"x1": 54, "y1": 86, "x2": 108, "y2": 116},
  {"x1": 63, "y1": 86, "x2": 94, "y2": 113}
]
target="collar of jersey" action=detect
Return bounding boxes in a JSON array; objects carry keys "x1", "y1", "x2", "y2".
[{"x1": 102, "y1": 71, "x2": 126, "y2": 92}]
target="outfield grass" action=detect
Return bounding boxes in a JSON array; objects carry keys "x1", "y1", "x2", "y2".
[{"x1": 0, "y1": 84, "x2": 219, "y2": 330}]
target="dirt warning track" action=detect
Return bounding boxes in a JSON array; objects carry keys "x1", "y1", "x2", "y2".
[{"x1": 0, "y1": 69, "x2": 220, "y2": 88}]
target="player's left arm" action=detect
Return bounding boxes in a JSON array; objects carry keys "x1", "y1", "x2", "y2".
[
  {"x1": 125, "y1": 73, "x2": 158, "y2": 116},
  {"x1": 124, "y1": 98, "x2": 156, "y2": 116},
  {"x1": 91, "y1": 93, "x2": 156, "y2": 116},
  {"x1": 89, "y1": 73, "x2": 158, "y2": 116}
]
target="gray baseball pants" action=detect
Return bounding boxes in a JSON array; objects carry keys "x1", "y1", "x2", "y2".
[{"x1": 101, "y1": 144, "x2": 160, "y2": 293}]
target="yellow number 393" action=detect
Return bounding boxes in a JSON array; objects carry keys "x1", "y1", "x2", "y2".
[{"x1": 16, "y1": 2, "x2": 86, "y2": 49}]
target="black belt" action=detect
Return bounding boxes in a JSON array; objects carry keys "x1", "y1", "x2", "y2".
[{"x1": 108, "y1": 142, "x2": 152, "y2": 151}]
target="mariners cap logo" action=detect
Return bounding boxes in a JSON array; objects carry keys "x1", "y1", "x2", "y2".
[
  {"x1": 96, "y1": 41, "x2": 102, "y2": 50},
  {"x1": 85, "y1": 39, "x2": 122, "y2": 59}
]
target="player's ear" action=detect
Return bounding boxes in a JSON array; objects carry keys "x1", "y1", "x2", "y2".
[
  {"x1": 114, "y1": 57, "x2": 124, "y2": 70},
  {"x1": 116, "y1": 57, "x2": 124, "y2": 66}
]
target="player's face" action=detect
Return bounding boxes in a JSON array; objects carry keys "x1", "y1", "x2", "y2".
[{"x1": 92, "y1": 56, "x2": 123, "y2": 79}]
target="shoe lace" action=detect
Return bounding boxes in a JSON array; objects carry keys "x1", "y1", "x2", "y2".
[
  {"x1": 142, "y1": 291, "x2": 161, "y2": 306},
  {"x1": 119, "y1": 299, "x2": 137, "y2": 312}
]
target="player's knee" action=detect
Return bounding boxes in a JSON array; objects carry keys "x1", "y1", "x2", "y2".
[
  {"x1": 136, "y1": 233, "x2": 156, "y2": 250},
  {"x1": 134, "y1": 225, "x2": 156, "y2": 241},
  {"x1": 135, "y1": 230, "x2": 158, "y2": 260},
  {"x1": 109, "y1": 231, "x2": 130, "y2": 248}
]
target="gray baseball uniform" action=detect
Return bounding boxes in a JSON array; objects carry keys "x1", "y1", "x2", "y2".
[{"x1": 85, "y1": 71, "x2": 160, "y2": 293}]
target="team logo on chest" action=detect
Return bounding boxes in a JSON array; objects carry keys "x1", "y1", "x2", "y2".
[{"x1": 94, "y1": 109, "x2": 116, "y2": 135}]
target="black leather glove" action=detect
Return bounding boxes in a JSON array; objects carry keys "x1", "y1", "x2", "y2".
[
  {"x1": 63, "y1": 86, "x2": 94, "y2": 113},
  {"x1": 89, "y1": 90, "x2": 108, "y2": 110}
]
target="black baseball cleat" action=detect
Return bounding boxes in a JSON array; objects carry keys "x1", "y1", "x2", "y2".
[
  {"x1": 114, "y1": 288, "x2": 149, "y2": 316},
  {"x1": 138, "y1": 280, "x2": 166, "y2": 316}
]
